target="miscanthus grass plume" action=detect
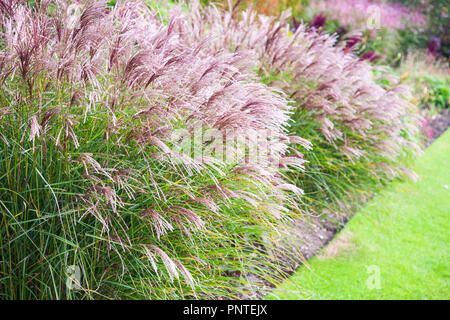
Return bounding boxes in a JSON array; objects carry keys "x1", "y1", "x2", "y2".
[
  {"x1": 0, "y1": 0, "x2": 309, "y2": 299},
  {"x1": 177, "y1": 1, "x2": 421, "y2": 220}
]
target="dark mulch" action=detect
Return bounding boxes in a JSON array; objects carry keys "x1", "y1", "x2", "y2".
[{"x1": 428, "y1": 109, "x2": 450, "y2": 146}]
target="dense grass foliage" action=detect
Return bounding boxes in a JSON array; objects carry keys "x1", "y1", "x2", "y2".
[
  {"x1": 0, "y1": 0, "x2": 308, "y2": 299},
  {"x1": 0, "y1": 0, "x2": 424, "y2": 300},
  {"x1": 396, "y1": 51, "x2": 449, "y2": 111}
]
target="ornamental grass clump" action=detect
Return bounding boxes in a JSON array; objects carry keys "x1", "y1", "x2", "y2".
[
  {"x1": 0, "y1": 0, "x2": 308, "y2": 299},
  {"x1": 178, "y1": 1, "x2": 421, "y2": 219}
]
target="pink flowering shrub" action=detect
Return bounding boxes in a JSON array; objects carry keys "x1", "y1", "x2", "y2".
[
  {"x1": 0, "y1": 0, "x2": 424, "y2": 299},
  {"x1": 0, "y1": 0, "x2": 308, "y2": 299},
  {"x1": 304, "y1": 0, "x2": 428, "y2": 64},
  {"x1": 309, "y1": 0, "x2": 426, "y2": 31}
]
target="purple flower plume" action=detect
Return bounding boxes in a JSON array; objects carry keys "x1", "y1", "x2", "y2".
[{"x1": 310, "y1": 14, "x2": 327, "y2": 30}]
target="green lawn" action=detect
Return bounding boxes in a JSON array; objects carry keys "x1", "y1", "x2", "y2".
[{"x1": 267, "y1": 129, "x2": 450, "y2": 300}]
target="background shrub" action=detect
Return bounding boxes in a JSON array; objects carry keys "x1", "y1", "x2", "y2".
[{"x1": 302, "y1": 0, "x2": 427, "y2": 65}]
